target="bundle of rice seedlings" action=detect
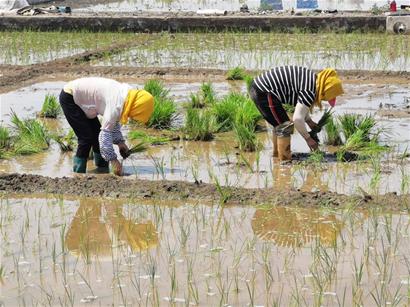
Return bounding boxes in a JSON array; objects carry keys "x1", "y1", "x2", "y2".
[
  {"x1": 11, "y1": 111, "x2": 50, "y2": 155},
  {"x1": 233, "y1": 121, "x2": 259, "y2": 152},
  {"x1": 339, "y1": 113, "x2": 360, "y2": 140},
  {"x1": 128, "y1": 130, "x2": 170, "y2": 145},
  {"x1": 184, "y1": 108, "x2": 215, "y2": 141},
  {"x1": 339, "y1": 113, "x2": 378, "y2": 143},
  {"x1": 213, "y1": 92, "x2": 261, "y2": 132},
  {"x1": 143, "y1": 79, "x2": 169, "y2": 100},
  {"x1": 244, "y1": 74, "x2": 254, "y2": 93},
  {"x1": 0, "y1": 126, "x2": 11, "y2": 149},
  {"x1": 39, "y1": 94, "x2": 61, "y2": 118},
  {"x1": 147, "y1": 98, "x2": 177, "y2": 129},
  {"x1": 128, "y1": 142, "x2": 147, "y2": 154},
  {"x1": 226, "y1": 66, "x2": 247, "y2": 80},
  {"x1": 324, "y1": 117, "x2": 343, "y2": 146}
]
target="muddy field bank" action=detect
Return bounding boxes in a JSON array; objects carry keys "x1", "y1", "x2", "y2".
[
  {"x1": 0, "y1": 15, "x2": 386, "y2": 32},
  {"x1": 0, "y1": 174, "x2": 408, "y2": 209}
]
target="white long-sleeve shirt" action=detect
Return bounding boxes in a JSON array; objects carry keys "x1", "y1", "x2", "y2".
[{"x1": 64, "y1": 77, "x2": 131, "y2": 161}]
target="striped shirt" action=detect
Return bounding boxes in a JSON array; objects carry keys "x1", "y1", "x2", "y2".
[{"x1": 253, "y1": 66, "x2": 317, "y2": 108}]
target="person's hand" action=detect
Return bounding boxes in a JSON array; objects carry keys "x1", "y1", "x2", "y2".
[
  {"x1": 118, "y1": 142, "x2": 130, "y2": 159},
  {"x1": 111, "y1": 159, "x2": 123, "y2": 176},
  {"x1": 306, "y1": 136, "x2": 319, "y2": 151}
]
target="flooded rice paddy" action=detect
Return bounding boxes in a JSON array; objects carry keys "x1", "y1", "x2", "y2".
[
  {"x1": 0, "y1": 80, "x2": 409, "y2": 195},
  {"x1": 1, "y1": 195, "x2": 410, "y2": 306}
]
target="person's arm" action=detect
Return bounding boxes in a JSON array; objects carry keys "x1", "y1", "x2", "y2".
[
  {"x1": 112, "y1": 122, "x2": 130, "y2": 159},
  {"x1": 293, "y1": 103, "x2": 318, "y2": 150}
]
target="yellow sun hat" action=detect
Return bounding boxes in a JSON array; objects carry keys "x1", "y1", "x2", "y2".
[
  {"x1": 314, "y1": 68, "x2": 344, "y2": 109},
  {"x1": 120, "y1": 89, "x2": 154, "y2": 125}
]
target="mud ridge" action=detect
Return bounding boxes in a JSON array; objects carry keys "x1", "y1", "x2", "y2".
[{"x1": 0, "y1": 173, "x2": 408, "y2": 209}]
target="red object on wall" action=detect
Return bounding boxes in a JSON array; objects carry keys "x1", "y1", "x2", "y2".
[{"x1": 390, "y1": 0, "x2": 397, "y2": 12}]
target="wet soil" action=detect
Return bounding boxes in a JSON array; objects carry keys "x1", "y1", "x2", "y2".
[{"x1": 0, "y1": 173, "x2": 408, "y2": 209}]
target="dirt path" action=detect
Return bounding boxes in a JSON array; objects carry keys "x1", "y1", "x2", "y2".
[{"x1": 0, "y1": 173, "x2": 408, "y2": 210}]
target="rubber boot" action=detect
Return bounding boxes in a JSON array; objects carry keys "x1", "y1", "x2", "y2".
[
  {"x1": 93, "y1": 151, "x2": 109, "y2": 172},
  {"x1": 272, "y1": 132, "x2": 278, "y2": 158},
  {"x1": 73, "y1": 156, "x2": 87, "y2": 173}
]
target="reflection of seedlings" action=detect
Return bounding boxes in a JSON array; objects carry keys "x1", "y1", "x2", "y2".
[
  {"x1": 184, "y1": 108, "x2": 215, "y2": 141},
  {"x1": 39, "y1": 94, "x2": 61, "y2": 118},
  {"x1": 226, "y1": 66, "x2": 247, "y2": 80}
]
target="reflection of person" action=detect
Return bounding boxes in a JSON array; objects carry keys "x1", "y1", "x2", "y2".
[
  {"x1": 250, "y1": 66, "x2": 344, "y2": 155},
  {"x1": 59, "y1": 77, "x2": 154, "y2": 175},
  {"x1": 251, "y1": 207, "x2": 342, "y2": 248},
  {"x1": 65, "y1": 199, "x2": 158, "y2": 258}
]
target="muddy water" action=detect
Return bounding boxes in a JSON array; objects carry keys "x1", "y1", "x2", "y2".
[
  {"x1": 0, "y1": 81, "x2": 409, "y2": 195},
  {"x1": 1, "y1": 196, "x2": 410, "y2": 306}
]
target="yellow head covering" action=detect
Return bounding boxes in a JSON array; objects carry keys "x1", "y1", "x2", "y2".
[
  {"x1": 120, "y1": 89, "x2": 154, "y2": 125},
  {"x1": 314, "y1": 68, "x2": 344, "y2": 109}
]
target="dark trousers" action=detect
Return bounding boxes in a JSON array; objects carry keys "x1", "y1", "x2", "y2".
[
  {"x1": 249, "y1": 82, "x2": 289, "y2": 127},
  {"x1": 59, "y1": 90, "x2": 101, "y2": 158}
]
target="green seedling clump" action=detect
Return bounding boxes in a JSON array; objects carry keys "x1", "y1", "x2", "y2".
[
  {"x1": 324, "y1": 117, "x2": 343, "y2": 146},
  {"x1": 226, "y1": 66, "x2": 247, "y2": 80},
  {"x1": 11, "y1": 111, "x2": 50, "y2": 155},
  {"x1": 244, "y1": 74, "x2": 254, "y2": 93},
  {"x1": 0, "y1": 126, "x2": 11, "y2": 149},
  {"x1": 144, "y1": 80, "x2": 177, "y2": 129},
  {"x1": 128, "y1": 142, "x2": 147, "y2": 154},
  {"x1": 128, "y1": 130, "x2": 170, "y2": 145},
  {"x1": 233, "y1": 122, "x2": 259, "y2": 152},
  {"x1": 188, "y1": 82, "x2": 217, "y2": 108},
  {"x1": 184, "y1": 108, "x2": 215, "y2": 141},
  {"x1": 39, "y1": 94, "x2": 61, "y2": 118}
]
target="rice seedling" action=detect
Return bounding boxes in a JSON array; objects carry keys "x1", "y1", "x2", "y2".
[
  {"x1": 143, "y1": 79, "x2": 170, "y2": 100},
  {"x1": 184, "y1": 108, "x2": 215, "y2": 141},
  {"x1": 226, "y1": 66, "x2": 247, "y2": 80},
  {"x1": 338, "y1": 130, "x2": 388, "y2": 158},
  {"x1": 213, "y1": 92, "x2": 261, "y2": 132},
  {"x1": 283, "y1": 103, "x2": 296, "y2": 115},
  {"x1": 0, "y1": 126, "x2": 11, "y2": 149},
  {"x1": 52, "y1": 129, "x2": 76, "y2": 152},
  {"x1": 10, "y1": 111, "x2": 50, "y2": 155},
  {"x1": 244, "y1": 74, "x2": 254, "y2": 93},
  {"x1": 128, "y1": 130, "x2": 170, "y2": 145},
  {"x1": 200, "y1": 82, "x2": 216, "y2": 106},
  {"x1": 324, "y1": 117, "x2": 343, "y2": 146},
  {"x1": 39, "y1": 94, "x2": 61, "y2": 118},
  {"x1": 128, "y1": 142, "x2": 147, "y2": 155},
  {"x1": 147, "y1": 98, "x2": 177, "y2": 129},
  {"x1": 233, "y1": 122, "x2": 259, "y2": 152}
]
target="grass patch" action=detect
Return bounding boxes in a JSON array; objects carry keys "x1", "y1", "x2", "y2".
[
  {"x1": 226, "y1": 66, "x2": 247, "y2": 80},
  {"x1": 184, "y1": 108, "x2": 215, "y2": 141},
  {"x1": 39, "y1": 94, "x2": 61, "y2": 118}
]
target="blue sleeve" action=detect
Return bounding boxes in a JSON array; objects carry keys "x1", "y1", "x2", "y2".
[
  {"x1": 98, "y1": 130, "x2": 117, "y2": 161},
  {"x1": 112, "y1": 122, "x2": 125, "y2": 145}
]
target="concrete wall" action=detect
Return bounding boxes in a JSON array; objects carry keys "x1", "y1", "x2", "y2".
[{"x1": 268, "y1": 0, "x2": 407, "y2": 10}]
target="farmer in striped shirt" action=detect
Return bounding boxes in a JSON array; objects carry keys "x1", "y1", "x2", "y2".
[
  {"x1": 59, "y1": 77, "x2": 154, "y2": 175},
  {"x1": 250, "y1": 66, "x2": 343, "y2": 155}
]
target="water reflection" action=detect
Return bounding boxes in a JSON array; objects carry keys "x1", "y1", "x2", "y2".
[
  {"x1": 252, "y1": 207, "x2": 343, "y2": 247},
  {"x1": 65, "y1": 198, "x2": 158, "y2": 258}
]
